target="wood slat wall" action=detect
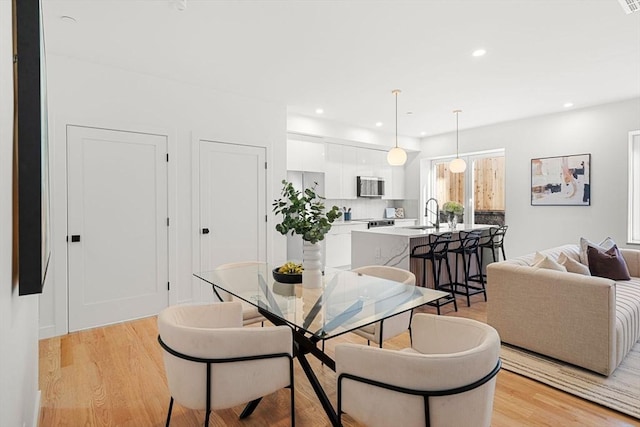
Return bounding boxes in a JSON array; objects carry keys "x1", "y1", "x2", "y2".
[{"x1": 436, "y1": 156, "x2": 505, "y2": 211}]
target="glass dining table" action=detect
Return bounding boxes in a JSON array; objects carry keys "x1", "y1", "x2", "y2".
[{"x1": 194, "y1": 263, "x2": 448, "y2": 426}]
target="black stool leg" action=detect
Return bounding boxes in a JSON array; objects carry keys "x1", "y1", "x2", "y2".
[{"x1": 443, "y1": 256, "x2": 457, "y2": 312}]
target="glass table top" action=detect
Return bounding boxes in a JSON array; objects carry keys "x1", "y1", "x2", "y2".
[{"x1": 194, "y1": 263, "x2": 448, "y2": 340}]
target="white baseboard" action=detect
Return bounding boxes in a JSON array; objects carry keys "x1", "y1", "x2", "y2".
[{"x1": 39, "y1": 325, "x2": 57, "y2": 340}]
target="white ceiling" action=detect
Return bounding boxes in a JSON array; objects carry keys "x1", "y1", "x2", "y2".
[{"x1": 42, "y1": 0, "x2": 640, "y2": 137}]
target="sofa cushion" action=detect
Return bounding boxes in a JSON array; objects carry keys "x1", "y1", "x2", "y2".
[
  {"x1": 558, "y1": 252, "x2": 591, "y2": 275},
  {"x1": 588, "y1": 245, "x2": 631, "y2": 281},
  {"x1": 580, "y1": 236, "x2": 615, "y2": 266},
  {"x1": 532, "y1": 252, "x2": 567, "y2": 272}
]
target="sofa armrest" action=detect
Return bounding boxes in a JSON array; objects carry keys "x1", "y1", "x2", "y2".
[
  {"x1": 486, "y1": 263, "x2": 617, "y2": 375},
  {"x1": 620, "y1": 248, "x2": 640, "y2": 277}
]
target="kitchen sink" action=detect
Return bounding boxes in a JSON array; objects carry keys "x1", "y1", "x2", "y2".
[{"x1": 403, "y1": 225, "x2": 438, "y2": 230}]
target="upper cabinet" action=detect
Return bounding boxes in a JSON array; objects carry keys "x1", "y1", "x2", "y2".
[
  {"x1": 287, "y1": 139, "x2": 325, "y2": 172},
  {"x1": 325, "y1": 144, "x2": 357, "y2": 199},
  {"x1": 289, "y1": 139, "x2": 406, "y2": 200}
]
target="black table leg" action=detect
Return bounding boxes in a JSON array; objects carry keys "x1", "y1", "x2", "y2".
[
  {"x1": 239, "y1": 397, "x2": 262, "y2": 419},
  {"x1": 296, "y1": 351, "x2": 340, "y2": 427},
  {"x1": 258, "y1": 307, "x2": 339, "y2": 426}
]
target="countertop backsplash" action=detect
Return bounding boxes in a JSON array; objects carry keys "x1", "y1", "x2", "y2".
[{"x1": 326, "y1": 198, "x2": 413, "y2": 221}]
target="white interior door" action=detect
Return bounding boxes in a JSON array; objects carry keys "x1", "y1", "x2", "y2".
[
  {"x1": 198, "y1": 141, "x2": 266, "y2": 301},
  {"x1": 67, "y1": 126, "x2": 168, "y2": 331}
]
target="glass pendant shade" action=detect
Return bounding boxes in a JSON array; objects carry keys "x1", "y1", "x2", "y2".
[
  {"x1": 387, "y1": 146, "x2": 407, "y2": 166},
  {"x1": 449, "y1": 157, "x2": 467, "y2": 173}
]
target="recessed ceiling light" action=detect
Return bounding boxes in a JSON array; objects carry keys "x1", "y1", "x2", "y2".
[
  {"x1": 406, "y1": 111, "x2": 413, "y2": 115},
  {"x1": 315, "y1": 108, "x2": 324, "y2": 114},
  {"x1": 60, "y1": 15, "x2": 77, "y2": 23},
  {"x1": 563, "y1": 102, "x2": 574, "y2": 108},
  {"x1": 420, "y1": 132, "x2": 426, "y2": 136},
  {"x1": 472, "y1": 49, "x2": 487, "y2": 57},
  {"x1": 375, "y1": 122, "x2": 383, "y2": 127}
]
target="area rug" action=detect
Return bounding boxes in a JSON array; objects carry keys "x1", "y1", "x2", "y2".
[{"x1": 500, "y1": 341, "x2": 640, "y2": 419}]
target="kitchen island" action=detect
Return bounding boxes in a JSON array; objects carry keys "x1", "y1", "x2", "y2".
[{"x1": 351, "y1": 224, "x2": 494, "y2": 288}]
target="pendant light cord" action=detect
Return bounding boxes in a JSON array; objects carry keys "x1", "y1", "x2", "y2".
[
  {"x1": 394, "y1": 90, "x2": 399, "y2": 148},
  {"x1": 454, "y1": 109, "x2": 462, "y2": 158}
]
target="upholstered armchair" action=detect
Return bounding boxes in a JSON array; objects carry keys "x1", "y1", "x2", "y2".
[
  {"x1": 350, "y1": 265, "x2": 417, "y2": 347},
  {"x1": 336, "y1": 313, "x2": 501, "y2": 427},
  {"x1": 213, "y1": 261, "x2": 266, "y2": 326},
  {"x1": 157, "y1": 302, "x2": 294, "y2": 426}
]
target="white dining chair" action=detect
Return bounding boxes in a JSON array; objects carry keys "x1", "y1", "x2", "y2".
[
  {"x1": 157, "y1": 302, "x2": 295, "y2": 426},
  {"x1": 351, "y1": 265, "x2": 416, "y2": 347},
  {"x1": 214, "y1": 261, "x2": 266, "y2": 326},
  {"x1": 336, "y1": 313, "x2": 501, "y2": 427}
]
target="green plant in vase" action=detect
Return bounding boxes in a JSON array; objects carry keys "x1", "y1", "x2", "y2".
[
  {"x1": 442, "y1": 201, "x2": 464, "y2": 229},
  {"x1": 273, "y1": 180, "x2": 342, "y2": 243},
  {"x1": 273, "y1": 180, "x2": 341, "y2": 287}
]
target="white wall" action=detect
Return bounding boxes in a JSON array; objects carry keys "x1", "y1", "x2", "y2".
[
  {"x1": 288, "y1": 113, "x2": 421, "y2": 151},
  {"x1": 407, "y1": 98, "x2": 640, "y2": 257},
  {"x1": 0, "y1": 3, "x2": 41, "y2": 427},
  {"x1": 39, "y1": 54, "x2": 289, "y2": 337}
]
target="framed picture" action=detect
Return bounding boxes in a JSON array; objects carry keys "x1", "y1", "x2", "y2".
[{"x1": 531, "y1": 153, "x2": 591, "y2": 206}]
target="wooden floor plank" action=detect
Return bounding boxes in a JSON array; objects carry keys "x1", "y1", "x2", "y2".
[{"x1": 39, "y1": 295, "x2": 640, "y2": 426}]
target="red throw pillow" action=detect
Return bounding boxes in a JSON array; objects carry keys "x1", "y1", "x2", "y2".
[{"x1": 587, "y1": 245, "x2": 631, "y2": 281}]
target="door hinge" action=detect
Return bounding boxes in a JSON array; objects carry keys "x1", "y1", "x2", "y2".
[
  {"x1": 166, "y1": 153, "x2": 169, "y2": 162},
  {"x1": 167, "y1": 282, "x2": 170, "y2": 291},
  {"x1": 167, "y1": 217, "x2": 170, "y2": 226},
  {"x1": 265, "y1": 161, "x2": 267, "y2": 169},
  {"x1": 13, "y1": 54, "x2": 18, "y2": 64},
  {"x1": 265, "y1": 215, "x2": 268, "y2": 222}
]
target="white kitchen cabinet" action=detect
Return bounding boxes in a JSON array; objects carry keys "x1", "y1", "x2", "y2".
[
  {"x1": 342, "y1": 145, "x2": 358, "y2": 199},
  {"x1": 287, "y1": 139, "x2": 325, "y2": 172},
  {"x1": 325, "y1": 222, "x2": 368, "y2": 268},
  {"x1": 389, "y1": 165, "x2": 405, "y2": 199},
  {"x1": 356, "y1": 147, "x2": 375, "y2": 177},
  {"x1": 325, "y1": 143, "x2": 358, "y2": 199}
]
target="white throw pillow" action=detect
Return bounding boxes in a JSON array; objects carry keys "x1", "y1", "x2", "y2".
[
  {"x1": 532, "y1": 252, "x2": 567, "y2": 272},
  {"x1": 579, "y1": 237, "x2": 615, "y2": 266},
  {"x1": 558, "y1": 252, "x2": 591, "y2": 276}
]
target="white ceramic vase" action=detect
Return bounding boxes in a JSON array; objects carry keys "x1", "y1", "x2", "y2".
[{"x1": 302, "y1": 241, "x2": 323, "y2": 288}]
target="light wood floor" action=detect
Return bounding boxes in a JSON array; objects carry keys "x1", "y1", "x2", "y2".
[{"x1": 39, "y1": 295, "x2": 640, "y2": 427}]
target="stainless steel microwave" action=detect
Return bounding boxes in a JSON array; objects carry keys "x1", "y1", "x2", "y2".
[{"x1": 357, "y1": 176, "x2": 385, "y2": 197}]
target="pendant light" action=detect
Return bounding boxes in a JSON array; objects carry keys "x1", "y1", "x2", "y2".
[
  {"x1": 387, "y1": 89, "x2": 407, "y2": 166},
  {"x1": 449, "y1": 109, "x2": 467, "y2": 173}
]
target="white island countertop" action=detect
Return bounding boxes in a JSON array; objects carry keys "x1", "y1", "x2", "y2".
[
  {"x1": 351, "y1": 223, "x2": 495, "y2": 272},
  {"x1": 353, "y1": 223, "x2": 492, "y2": 238}
]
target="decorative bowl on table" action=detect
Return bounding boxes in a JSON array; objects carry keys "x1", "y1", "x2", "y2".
[{"x1": 272, "y1": 262, "x2": 303, "y2": 284}]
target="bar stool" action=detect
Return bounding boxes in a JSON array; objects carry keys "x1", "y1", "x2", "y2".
[
  {"x1": 447, "y1": 230, "x2": 486, "y2": 307},
  {"x1": 474, "y1": 225, "x2": 508, "y2": 281},
  {"x1": 410, "y1": 232, "x2": 457, "y2": 314}
]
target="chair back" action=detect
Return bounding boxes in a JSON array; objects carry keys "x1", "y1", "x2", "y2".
[
  {"x1": 489, "y1": 225, "x2": 508, "y2": 247},
  {"x1": 352, "y1": 265, "x2": 416, "y2": 286},
  {"x1": 157, "y1": 302, "x2": 292, "y2": 411},
  {"x1": 336, "y1": 314, "x2": 501, "y2": 427},
  {"x1": 428, "y1": 232, "x2": 452, "y2": 259},
  {"x1": 458, "y1": 230, "x2": 482, "y2": 252}
]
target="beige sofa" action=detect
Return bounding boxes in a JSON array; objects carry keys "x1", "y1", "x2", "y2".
[{"x1": 486, "y1": 244, "x2": 640, "y2": 376}]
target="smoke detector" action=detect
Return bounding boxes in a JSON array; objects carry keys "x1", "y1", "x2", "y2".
[{"x1": 618, "y1": 0, "x2": 639, "y2": 14}]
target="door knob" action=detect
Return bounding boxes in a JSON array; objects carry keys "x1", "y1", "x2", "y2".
[{"x1": 202, "y1": 228, "x2": 210, "y2": 235}]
